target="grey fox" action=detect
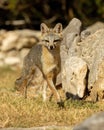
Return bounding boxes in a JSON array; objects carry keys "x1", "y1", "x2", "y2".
[{"x1": 15, "y1": 23, "x2": 63, "y2": 104}]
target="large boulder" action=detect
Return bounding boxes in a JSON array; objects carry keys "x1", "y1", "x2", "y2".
[
  {"x1": 61, "y1": 19, "x2": 104, "y2": 101},
  {"x1": 62, "y1": 56, "x2": 87, "y2": 99},
  {"x1": 56, "y1": 18, "x2": 82, "y2": 87},
  {"x1": 78, "y1": 29, "x2": 104, "y2": 101},
  {"x1": 60, "y1": 18, "x2": 87, "y2": 99}
]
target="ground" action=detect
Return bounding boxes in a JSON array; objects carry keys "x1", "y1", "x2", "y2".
[{"x1": 0, "y1": 67, "x2": 104, "y2": 129}]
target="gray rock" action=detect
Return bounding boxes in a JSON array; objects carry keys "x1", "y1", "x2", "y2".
[
  {"x1": 61, "y1": 18, "x2": 82, "y2": 65},
  {"x1": 20, "y1": 48, "x2": 30, "y2": 59},
  {"x1": 60, "y1": 18, "x2": 86, "y2": 99},
  {"x1": 61, "y1": 20, "x2": 104, "y2": 101},
  {"x1": 62, "y1": 56, "x2": 87, "y2": 99},
  {"x1": 55, "y1": 18, "x2": 82, "y2": 87},
  {"x1": 81, "y1": 21, "x2": 104, "y2": 41},
  {"x1": 77, "y1": 29, "x2": 104, "y2": 101},
  {"x1": 73, "y1": 112, "x2": 104, "y2": 130},
  {"x1": 79, "y1": 30, "x2": 104, "y2": 85}
]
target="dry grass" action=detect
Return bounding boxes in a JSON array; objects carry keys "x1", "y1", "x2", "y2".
[{"x1": 0, "y1": 67, "x2": 104, "y2": 128}]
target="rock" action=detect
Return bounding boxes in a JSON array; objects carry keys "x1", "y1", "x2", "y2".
[
  {"x1": 90, "y1": 78, "x2": 104, "y2": 102},
  {"x1": 20, "y1": 48, "x2": 30, "y2": 60},
  {"x1": 0, "y1": 52, "x2": 5, "y2": 59},
  {"x1": 0, "y1": 30, "x2": 7, "y2": 45},
  {"x1": 60, "y1": 18, "x2": 84, "y2": 99},
  {"x1": 93, "y1": 59, "x2": 104, "y2": 102},
  {"x1": 77, "y1": 29, "x2": 104, "y2": 101},
  {"x1": 62, "y1": 56, "x2": 87, "y2": 99},
  {"x1": 16, "y1": 37, "x2": 36, "y2": 50},
  {"x1": 4, "y1": 57, "x2": 21, "y2": 66},
  {"x1": 73, "y1": 112, "x2": 104, "y2": 130},
  {"x1": 61, "y1": 18, "x2": 82, "y2": 65},
  {"x1": 14, "y1": 29, "x2": 41, "y2": 39},
  {"x1": 7, "y1": 50, "x2": 19, "y2": 57},
  {"x1": 79, "y1": 30, "x2": 104, "y2": 86},
  {"x1": 61, "y1": 20, "x2": 104, "y2": 101},
  {"x1": 0, "y1": 29, "x2": 41, "y2": 69},
  {"x1": 1, "y1": 32, "x2": 19, "y2": 51},
  {"x1": 81, "y1": 21, "x2": 104, "y2": 41},
  {"x1": 0, "y1": 52, "x2": 6, "y2": 66},
  {"x1": 0, "y1": 29, "x2": 40, "y2": 51},
  {"x1": 55, "y1": 18, "x2": 82, "y2": 87}
]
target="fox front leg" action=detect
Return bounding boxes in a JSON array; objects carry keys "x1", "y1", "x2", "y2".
[{"x1": 46, "y1": 77, "x2": 64, "y2": 107}]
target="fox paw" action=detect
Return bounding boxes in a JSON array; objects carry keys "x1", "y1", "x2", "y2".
[{"x1": 57, "y1": 101, "x2": 64, "y2": 108}]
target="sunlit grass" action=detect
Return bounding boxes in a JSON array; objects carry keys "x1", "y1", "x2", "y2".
[{"x1": 0, "y1": 67, "x2": 103, "y2": 128}]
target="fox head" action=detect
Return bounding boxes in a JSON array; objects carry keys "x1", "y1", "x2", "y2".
[{"x1": 40, "y1": 23, "x2": 63, "y2": 50}]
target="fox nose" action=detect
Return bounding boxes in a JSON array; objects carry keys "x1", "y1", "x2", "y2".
[{"x1": 50, "y1": 45, "x2": 54, "y2": 50}]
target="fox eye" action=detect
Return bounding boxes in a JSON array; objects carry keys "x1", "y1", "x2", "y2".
[
  {"x1": 42, "y1": 39, "x2": 49, "y2": 42},
  {"x1": 54, "y1": 39, "x2": 60, "y2": 42}
]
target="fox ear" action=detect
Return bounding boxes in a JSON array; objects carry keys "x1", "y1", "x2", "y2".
[
  {"x1": 41, "y1": 23, "x2": 49, "y2": 34},
  {"x1": 53, "y1": 23, "x2": 63, "y2": 33}
]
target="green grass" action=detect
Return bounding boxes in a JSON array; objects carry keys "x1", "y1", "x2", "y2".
[{"x1": 0, "y1": 67, "x2": 103, "y2": 128}]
